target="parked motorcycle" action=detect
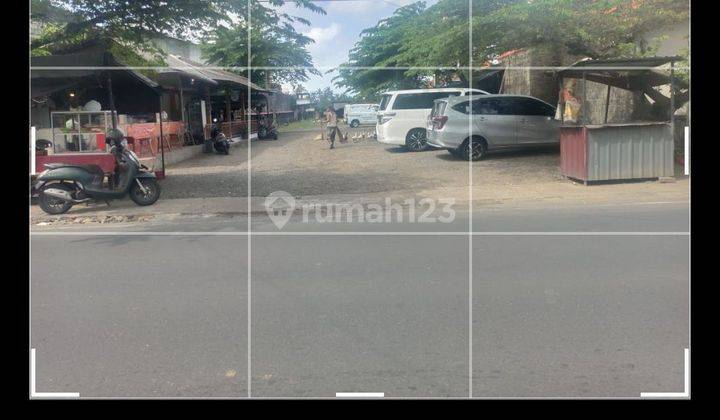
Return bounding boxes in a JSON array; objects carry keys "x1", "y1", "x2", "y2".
[
  {"x1": 209, "y1": 125, "x2": 230, "y2": 154},
  {"x1": 258, "y1": 113, "x2": 278, "y2": 140},
  {"x1": 34, "y1": 130, "x2": 161, "y2": 215}
]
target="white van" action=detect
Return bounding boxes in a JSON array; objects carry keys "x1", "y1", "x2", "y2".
[
  {"x1": 344, "y1": 103, "x2": 379, "y2": 127},
  {"x1": 376, "y1": 88, "x2": 488, "y2": 150}
]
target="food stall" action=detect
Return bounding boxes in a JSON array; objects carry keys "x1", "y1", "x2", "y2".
[
  {"x1": 556, "y1": 57, "x2": 686, "y2": 184},
  {"x1": 160, "y1": 55, "x2": 268, "y2": 142},
  {"x1": 32, "y1": 43, "x2": 272, "y2": 189},
  {"x1": 31, "y1": 51, "x2": 179, "y2": 179}
]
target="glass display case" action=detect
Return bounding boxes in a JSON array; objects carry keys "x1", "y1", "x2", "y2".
[{"x1": 50, "y1": 111, "x2": 114, "y2": 153}]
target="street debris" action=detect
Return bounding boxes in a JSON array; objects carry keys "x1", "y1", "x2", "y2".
[{"x1": 34, "y1": 214, "x2": 156, "y2": 226}]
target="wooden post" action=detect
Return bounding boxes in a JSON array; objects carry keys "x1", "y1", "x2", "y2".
[
  {"x1": 558, "y1": 77, "x2": 565, "y2": 124},
  {"x1": 200, "y1": 100, "x2": 207, "y2": 139},
  {"x1": 205, "y1": 87, "x2": 212, "y2": 124},
  {"x1": 178, "y1": 74, "x2": 186, "y2": 126},
  {"x1": 498, "y1": 68, "x2": 507, "y2": 94},
  {"x1": 581, "y1": 71, "x2": 588, "y2": 124},
  {"x1": 106, "y1": 74, "x2": 117, "y2": 130},
  {"x1": 225, "y1": 89, "x2": 232, "y2": 123},
  {"x1": 604, "y1": 84, "x2": 611, "y2": 124},
  {"x1": 670, "y1": 60, "x2": 676, "y2": 130},
  {"x1": 159, "y1": 92, "x2": 165, "y2": 175}
]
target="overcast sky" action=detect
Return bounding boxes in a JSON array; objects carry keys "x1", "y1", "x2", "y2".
[{"x1": 274, "y1": 0, "x2": 437, "y2": 93}]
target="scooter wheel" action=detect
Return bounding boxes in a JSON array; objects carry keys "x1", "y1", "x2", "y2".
[
  {"x1": 130, "y1": 178, "x2": 161, "y2": 206},
  {"x1": 38, "y1": 183, "x2": 74, "y2": 215}
]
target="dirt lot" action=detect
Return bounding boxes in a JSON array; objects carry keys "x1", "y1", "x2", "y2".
[
  {"x1": 160, "y1": 126, "x2": 563, "y2": 200},
  {"x1": 31, "y1": 125, "x2": 689, "y2": 224}
]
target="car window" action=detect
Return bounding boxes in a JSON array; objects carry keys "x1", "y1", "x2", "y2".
[
  {"x1": 470, "y1": 98, "x2": 513, "y2": 115},
  {"x1": 391, "y1": 91, "x2": 462, "y2": 110},
  {"x1": 452, "y1": 101, "x2": 472, "y2": 115},
  {"x1": 514, "y1": 97, "x2": 556, "y2": 117},
  {"x1": 379, "y1": 95, "x2": 392, "y2": 111}
]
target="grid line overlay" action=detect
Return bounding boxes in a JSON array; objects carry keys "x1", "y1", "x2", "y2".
[
  {"x1": 28, "y1": 0, "x2": 691, "y2": 399},
  {"x1": 247, "y1": 0, "x2": 252, "y2": 398},
  {"x1": 468, "y1": 0, "x2": 473, "y2": 398}
]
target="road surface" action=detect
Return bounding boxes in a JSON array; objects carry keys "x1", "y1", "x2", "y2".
[{"x1": 30, "y1": 202, "x2": 690, "y2": 398}]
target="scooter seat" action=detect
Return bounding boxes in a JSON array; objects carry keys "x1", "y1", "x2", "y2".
[{"x1": 44, "y1": 163, "x2": 106, "y2": 176}]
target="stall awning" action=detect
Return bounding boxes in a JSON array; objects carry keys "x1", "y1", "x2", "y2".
[
  {"x1": 471, "y1": 66, "x2": 505, "y2": 94},
  {"x1": 159, "y1": 55, "x2": 269, "y2": 92},
  {"x1": 556, "y1": 56, "x2": 687, "y2": 90},
  {"x1": 155, "y1": 54, "x2": 219, "y2": 86},
  {"x1": 31, "y1": 52, "x2": 159, "y2": 97},
  {"x1": 474, "y1": 67, "x2": 504, "y2": 82}
]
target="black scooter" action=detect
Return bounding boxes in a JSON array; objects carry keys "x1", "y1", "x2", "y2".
[
  {"x1": 207, "y1": 125, "x2": 230, "y2": 154},
  {"x1": 258, "y1": 114, "x2": 278, "y2": 140},
  {"x1": 34, "y1": 131, "x2": 162, "y2": 215}
]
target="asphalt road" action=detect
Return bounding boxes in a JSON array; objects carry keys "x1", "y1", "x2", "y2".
[{"x1": 30, "y1": 203, "x2": 689, "y2": 398}]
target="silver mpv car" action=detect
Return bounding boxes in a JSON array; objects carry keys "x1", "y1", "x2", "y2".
[{"x1": 427, "y1": 94, "x2": 560, "y2": 161}]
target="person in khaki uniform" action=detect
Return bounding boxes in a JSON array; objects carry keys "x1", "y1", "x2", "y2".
[{"x1": 324, "y1": 106, "x2": 344, "y2": 149}]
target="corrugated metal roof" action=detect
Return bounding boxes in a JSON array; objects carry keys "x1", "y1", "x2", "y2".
[
  {"x1": 31, "y1": 52, "x2": 160, "y2": 90},
  {"x1": 559, "y1": 56, "x2": 682, "y2": 70},
  {"x1": 556, "y1": 56, "x2": 687, "y2": 90},
  {"x1": 157, "y1": 55, "x2": 218, "y2": 86},
  {"x1": 162, "y1": 55, "x2": 269, "y2": 91}
]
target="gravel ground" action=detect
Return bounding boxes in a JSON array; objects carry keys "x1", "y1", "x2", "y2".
[{"x1": 160, "y1": 125, "x2": 562, "y2": 200}]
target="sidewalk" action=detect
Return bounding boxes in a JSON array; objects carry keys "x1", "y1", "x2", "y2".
[{"x1": 31, "y1": 177, "x2": 689, "y2": 226}]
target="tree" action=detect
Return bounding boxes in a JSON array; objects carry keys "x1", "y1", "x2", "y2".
[
  {"x1": 308, "y1": 87, "x2": 356, "y2": 112},
  {"x1": 334, "y1": 0, "x2": 519, "y2": 97},
  {"x1": 472, "y1": 0, "x2": 690, "y2": 61},
  {"x1": 333, "y1": 0, "x2": 689, "y2": 96},
  {"x1": 333, "y1": 1, "x2": 427, "y2": 98},
  {"x1": 201, "y1": 1, "x2": 326, "y2": 86},
  {"x1": 31, "y1": 0, "x2": 240, "y2": 54}
]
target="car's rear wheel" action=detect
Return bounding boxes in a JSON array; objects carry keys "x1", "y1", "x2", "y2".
[
  {"x1": 350, "y1": 119, "x2": 360, "y2": 128},
  {"x1": 461, "y1": 137, "x2": 487, "y2": 161},
  {"x1": 405, "y1": 128, "x2": 427, "y2": 151}
]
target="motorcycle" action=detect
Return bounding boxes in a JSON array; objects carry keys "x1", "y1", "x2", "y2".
[
  {"x1": 208, "y1": 125, "x2": 230, "y2": 155},
  {"x1": 258, "y1": 113, "x2": 278, "y2": 140},
  {"x1": 34, "y1": 130, "x2": 162, "y2": 215}
]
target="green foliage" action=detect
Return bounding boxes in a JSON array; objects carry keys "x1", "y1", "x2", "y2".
[
  {"x1": 31, "y1": 0, "x2": 243, "y2": 54},
  {"x1": 333, "y1": 1, "x2": 427, "y2": 98},
  {"x1": 202, "y1": 1, "x2": 325, "y2": 86},
  {"x1": 31, "y1": 0, "x2": 327, "y2": 87},
  {"x1": 334, "y1": 0, "x2": 689, "y2": 96},
  {"x1": 474, "y1": 0, "x2": 689, "y2": 60},
  {"x1": 309, "y1": 87, "x2": 356, "y2": 112}
]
